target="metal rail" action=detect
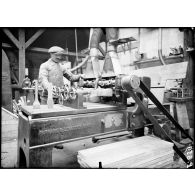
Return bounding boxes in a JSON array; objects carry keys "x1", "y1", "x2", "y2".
[{"x1": 29, "y1": 129, "x2": 127, "y2": 150}]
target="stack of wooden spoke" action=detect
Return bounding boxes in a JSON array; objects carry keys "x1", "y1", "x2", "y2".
[{"x1": 77, "y1": 136, "x2": 174, "y2": 168}]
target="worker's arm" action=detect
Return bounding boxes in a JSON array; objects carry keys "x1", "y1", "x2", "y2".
[
  {"x1": 63, "y1": 69, "x2": 83, "y2": 82},
  {"x1": 38, "y1": 63, "x2": 50, "y2": 89}
]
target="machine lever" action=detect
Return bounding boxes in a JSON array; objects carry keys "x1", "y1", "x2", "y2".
[{"x1": 92, "y1": 131, "x2": 131, "y2": 143}]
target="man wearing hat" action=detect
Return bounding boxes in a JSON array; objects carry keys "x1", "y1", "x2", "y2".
[{"x1": 38, "y1": 46, "x2": 89, "y2": 104}]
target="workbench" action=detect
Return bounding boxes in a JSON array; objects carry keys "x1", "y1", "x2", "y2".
[{"x1": 17, "y1": 102, "x2": 127, "y2": 167}]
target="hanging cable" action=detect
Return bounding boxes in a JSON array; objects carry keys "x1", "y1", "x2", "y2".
[
  {"x1": 65, "y1": 36, "x2": 68, "y2": 62},
  {"x1": 75, "y1": 28, "x2": 78, "y2": 64},
  {"x1": 158, "y1": 28, "x2": 166, "y2": 65},
  {"x1": 75, "y1": 28, "x2": 80, "y2": 74},
  {"x1": 88, "y1": 28, "x2": 93, "y2": 49}
]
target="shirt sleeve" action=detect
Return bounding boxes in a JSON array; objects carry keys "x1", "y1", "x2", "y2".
[
  {"x1": 38, "y1": 63, "x2": 50, "y2": 89},
  {"x1": 63, "y1": 68, "x2": 81, "y2": 82}
]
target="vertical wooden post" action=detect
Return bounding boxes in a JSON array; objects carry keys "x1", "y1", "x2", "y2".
[{"x1": 18, "y1": 29, "x2": 25, "y2": 86}]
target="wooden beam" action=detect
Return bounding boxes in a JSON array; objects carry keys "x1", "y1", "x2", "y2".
[
  {"x1": 2, "y1": 42, "x2": 14, "y2": 49},
  {"x1": 2, "y1": 42, "x2": 87, "y2": 58},
  {"x1": 10, "y1": 70, "x2": 19, "y2": 85},
  {"x1": 3, "y1": 28, "x2": 20, "y2": 49},
  {"x1": 28, "y1": 47, "x2": 87, "y2": 57},
  {"x1": 25, "y1": 29, "x2": 45, "y2": 49},
  {"x1": 27, "y1": 46, "x2": 48, "y2": 53},
  {"x1": 18, "y1": 29, "x2": 26, "y2": 86}
]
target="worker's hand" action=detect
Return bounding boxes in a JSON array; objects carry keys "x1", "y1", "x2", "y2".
[
  {"x1": 52, "y1": 85, "x2": 58, "y2": 97},
  {"x1": 46, "y1": 83, "x2": 56, "y2": 96}
]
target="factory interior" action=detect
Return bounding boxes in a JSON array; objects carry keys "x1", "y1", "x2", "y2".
[{"x1": 1, "y1": 27, "x2": 194, "y2": 168}]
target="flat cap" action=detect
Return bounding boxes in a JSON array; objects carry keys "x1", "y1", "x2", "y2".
[{"x1": 48, "y1": 46, "x2": 64, "y2": 53}]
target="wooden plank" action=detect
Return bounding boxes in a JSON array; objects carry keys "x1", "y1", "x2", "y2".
[
  {"x1": 18, "y1": 29, "x2": 26, "y2": 86},
  {"x1": 3, "y1": 28, "x2": 20, "y2": 48},
  {"x1": 25, "y1": 29, "x2": 45, "y2": 49},
  {"x1": 78, "y1": 148, "x2": 173, "y2": 168},
  {"x1": 78, "y1": 136, "x2": 174, "y2": 168},
  {"x1": 114, "y1": 154, "x2": 173, "y2": 168},
  {"x1": 104, "y1": 151, "x2": 173, "y2": 168},
  {"x1": 109, "y1": 149, "x2": 173, "y2": 166},
  {"x1": 78, "y1": 136, "x2": 173, "y2": 156},
  {"x1": 134, "y1": 153, "x2": 173, "y2": 168},
  {"x1": 152, "y1": 158, "x2": 174, "y2": 168}
]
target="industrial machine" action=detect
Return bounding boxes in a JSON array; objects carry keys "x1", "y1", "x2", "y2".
[{"x1": 17, "y1": 28, "x2": 193, "y2": 168}]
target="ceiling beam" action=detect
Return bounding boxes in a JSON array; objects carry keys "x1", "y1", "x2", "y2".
[
  {"x1": 3, "y1": 41, "x2": 139, "y2": 56},
  {"x1": 25, "y1": 29, "x2": 45, "y2": 49},
  {"x1": 3, "y1": 28, "x2": 20, "y2": 49},
  {"x1": 2, "y1": 42, "x2": 87, "y2": 58}
]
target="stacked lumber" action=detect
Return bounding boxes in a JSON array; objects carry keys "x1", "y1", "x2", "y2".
[{"x1": 77, "y1": 136, "x2": 174, "y2": 168}]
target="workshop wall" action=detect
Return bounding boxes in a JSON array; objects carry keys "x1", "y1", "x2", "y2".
[
  {"x1": 116, "y1": 28, "x2": 184, "y2": 73},
  {"x1": 139, "y1": 28, "x2": 183, "y2": 58}
]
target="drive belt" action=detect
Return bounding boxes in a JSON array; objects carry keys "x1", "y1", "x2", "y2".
[
  {"x1": 139, "y1": 81, "x2": 193, "y2": 141},
  {"x1": 128, "y1": 81, "x2": 193, "y2": 165}
]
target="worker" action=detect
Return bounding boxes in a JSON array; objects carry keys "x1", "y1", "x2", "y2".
[
  {"x1": 38, "y1": 46, "x2": 89, "y2": 149},
  {"x1": 38, "y1": 46, "x2": 89, "y2": 104}
]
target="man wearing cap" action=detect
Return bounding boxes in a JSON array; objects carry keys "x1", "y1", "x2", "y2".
[{"x1": 38, "y1": 46, "x2": 89, "y2": 104}]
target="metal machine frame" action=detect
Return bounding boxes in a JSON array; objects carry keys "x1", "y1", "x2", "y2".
[
  {"x1": 17, "y1": 75, "x2": 193, "y2": 167},
  {"x1": 17, "y1": 103, "x2": 128, "y2": 167}
]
